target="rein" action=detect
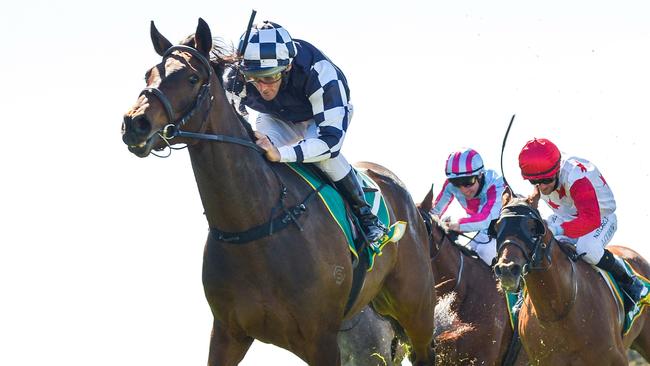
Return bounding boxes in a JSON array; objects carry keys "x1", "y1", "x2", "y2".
[
  {"x1": 140, "y1": 45, "x2": 264, "y2": 156},
  {"x1": 422, "y1": 213, "x2": 481, "y2": 291},
  {"x1": 141, "y1": 44, "x2": 320, "y2": 244}
]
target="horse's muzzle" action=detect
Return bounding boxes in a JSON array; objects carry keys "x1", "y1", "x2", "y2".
[
  {"x1": 122, "y1": 115, "x2": 152, "y2": 143},
  {"x1": 494, "y1": 261, "x2": 522, "y2": 291},
  {"x1": 122, "y1": 115, "x2": 157, "y2": 157}
]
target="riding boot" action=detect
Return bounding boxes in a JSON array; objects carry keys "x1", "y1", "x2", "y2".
[
  {"x1": 596, "y1": 249, "x2": 649, "y2": 313},
  {"x1": 334, "y1": 170, "x2": 386, "y2": 243}
]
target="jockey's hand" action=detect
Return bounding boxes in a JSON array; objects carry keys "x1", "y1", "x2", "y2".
[
  {"x1": 447, "y1": 222, "x2": 460, "y2": 232},
  {"x1": 547, "y1": 221, "x2": 564, "y2": 237},
  {"x1": 254, "y1": 131, "x2": 281, "y2": 162}
]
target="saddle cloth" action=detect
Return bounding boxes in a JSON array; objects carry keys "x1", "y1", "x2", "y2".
[
  {"x1": 594, "y1": 259, "x2": 650, "y2": 335},
  {"x1": 286, "y1": 163, "x2": 406, "y2": 271}
]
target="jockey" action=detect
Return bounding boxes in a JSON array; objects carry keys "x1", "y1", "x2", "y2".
[
  {"x1": 518, "y1": 138, "x2": 648, "y2": 310},
  {"x1": 225, "y1": 21, "x2": 385, "y2": 243},
  {"x1": 430, "y1": 148, "x2": 505, "y2": 266}
]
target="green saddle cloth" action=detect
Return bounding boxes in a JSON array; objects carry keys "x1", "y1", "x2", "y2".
[
  {"x1": 602, "y1": 259, "x2": 650, "y2": 335},
  {"x1": 286, "y1": 163, "x2": 406, "y2": 271}
]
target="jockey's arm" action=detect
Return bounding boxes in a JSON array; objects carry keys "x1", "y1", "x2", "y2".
[
  {"x1": 458, "y1": 183, "x2": 501, "y2": 232},
  {"x1": 276, "y1": 60, "x2": 349, "y2": 163},
  {"x1": 561, "y1": 177, "x2": 602, "y2": 238}
]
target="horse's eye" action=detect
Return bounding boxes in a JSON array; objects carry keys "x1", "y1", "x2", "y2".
[{"x1": 189, "y1": 74, "x2": 200, "y2": 85}]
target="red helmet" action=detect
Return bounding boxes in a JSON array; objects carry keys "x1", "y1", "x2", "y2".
[{"x1": 518, "y1": 138, "x2": 561, "y2": 180}]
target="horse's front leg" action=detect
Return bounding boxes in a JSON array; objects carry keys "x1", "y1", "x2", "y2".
[
  {"x1": 207, "y1": 319, "x2": 254, "y2": 366},
  {"x1": 303, "y1": 332, "x2": 341, "y2": 366}
]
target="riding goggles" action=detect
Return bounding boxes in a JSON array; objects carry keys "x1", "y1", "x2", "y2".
[
  {"x1": 528, "y1": 177, "x2": 555, "y2": 185},
  {"x1": 449, "y1": 175, "x2": 478, "y2": 188},
  {"x1": 244, "y1": 72, "x2": 283, "y2": 85}
]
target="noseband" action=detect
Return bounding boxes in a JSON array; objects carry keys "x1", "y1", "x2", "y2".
[
  {"x1": 139, "y1": 45, "x2": 263, "y2": 154},
  {"x1": 497, "y1": 202, "x2": 579, "y2": 321},
  {"x1": 496, "y1": 204, "x2": 551, "y2": 274}
]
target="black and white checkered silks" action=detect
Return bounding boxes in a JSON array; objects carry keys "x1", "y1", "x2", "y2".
[
  {"x1": 274, "y1": 59, "x2": 351, "y2": 166},
  {"x1": 237, "y1": 22, "x2": 353, "y2": 178},
  {"x1": 239, "y1": 21, "x2": 297, "y2": 71}
]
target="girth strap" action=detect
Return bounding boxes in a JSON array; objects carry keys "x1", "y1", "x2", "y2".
[{"x1": 209, "y1": 184, "x2": 324, "y2": 244}]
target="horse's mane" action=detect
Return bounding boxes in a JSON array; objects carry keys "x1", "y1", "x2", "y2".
[
  {"x1": 177, "y1": 33, "x2": 238, "y2": 81},
  {"x1": 208, "y1": 37, "x2": 238, "y2": 73},
  {"x1": 430, "y1": 214, "x2": 447, "y2": 230},
  {"x1": 179, "y1": 34, "x2": 257, "y2": 141},
  {"x1": 429, "y1": 214, "x2": 456, "y2": 238}
]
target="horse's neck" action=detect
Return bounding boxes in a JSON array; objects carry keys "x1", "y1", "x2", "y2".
[
  {"x1": 187, "y1": 83, "x2": 281, "y2": 231},
  {"x1": 432, "y1": 236, "x2": 464, "y2": 292},
  {"x1": 525, "y1": 243, "x2": 575, "y2": 322}
]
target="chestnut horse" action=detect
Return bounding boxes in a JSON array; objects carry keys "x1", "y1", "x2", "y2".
[
  {"x1": 121, "y1": 19, "x2": 435, "y2": 365},
  {"x1": 494, "y1": 188, "x2": 650, "y2": 365},
  {"x1": 419, "y1": 188, "x2": 527, "y2": 365}
]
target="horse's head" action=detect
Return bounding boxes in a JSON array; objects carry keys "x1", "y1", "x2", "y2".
[
  {"x1": 122, "y1": 18, "x2": 215, "y2": 157},
  {"x1": 493, "y1": 186, "x2": 552, "y2": 292}
]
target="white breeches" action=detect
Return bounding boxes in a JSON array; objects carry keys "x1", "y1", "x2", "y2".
[
  {"x1": 549, "y1": 213, "x2": 617, "y2": 264},
  {"x1": 468, "y1": 230, "x2": 497, "y2": 266},
  {"x1": 256, "y1": 113, "x2": 352, "y2": 182}
]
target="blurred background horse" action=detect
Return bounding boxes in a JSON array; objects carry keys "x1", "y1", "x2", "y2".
[{"x1": 420, "y1": 188, "x2": 527, "y2": 365}]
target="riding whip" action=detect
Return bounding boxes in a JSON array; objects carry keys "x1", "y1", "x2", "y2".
[
  {"x1": 500, "y1": 114, "x2": 516, "y2": 190},
  {"x1": 238, "y1": 9, "x2": 257, "y2": 57}
]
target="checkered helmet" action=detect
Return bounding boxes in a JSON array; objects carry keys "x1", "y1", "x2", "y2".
[
  {"x1": 444, "y1": 148, "x2": 485, "y2": 178},
  {"x1": 239, "y1": 21, "x2": 297, "y2": 77}
]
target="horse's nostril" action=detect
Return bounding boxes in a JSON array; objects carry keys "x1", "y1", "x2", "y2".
[{"x1": 134, "y1": 117, "x2": 151, "y2": 135}]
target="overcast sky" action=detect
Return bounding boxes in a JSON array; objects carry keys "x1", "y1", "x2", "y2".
[{"x1": 2, "y1": 1, "x2": 650, "y2": 365}]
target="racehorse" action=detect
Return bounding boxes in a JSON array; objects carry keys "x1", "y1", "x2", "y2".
[
  {"x1": 494, "y1": 187, "x2": 650, "y2": 365},
  {"x1": 121, "y1": 18, "x2": 436, "y2": 365},
  {"x1": 419, "y1": 188, "x2": 527, "y2": 365}
]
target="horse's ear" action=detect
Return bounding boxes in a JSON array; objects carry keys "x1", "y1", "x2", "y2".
[
  {"x1": 502, "y1": 186, "x2": 513, "y2": 207},
  {"x1": 527, "y1": 185, "x2": 541, "y2": 209},
  {"x1": 150, "y1": 21, "x2": 172, "y2": 56},
  {"x1": 418, "y1": 184, "x2": 435, "y2": 212},
  {"x1": 194, "y1": 18, "x2": 213, "y2": 55}
]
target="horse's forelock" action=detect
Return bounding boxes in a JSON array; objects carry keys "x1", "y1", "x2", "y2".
[{"x1": 176, "y1": 34, "x2": 237, "y2": 66}]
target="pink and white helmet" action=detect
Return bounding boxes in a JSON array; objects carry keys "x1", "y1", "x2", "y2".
[{"x1": 444, "y1": 148, "x2": 485, "y2": 178}]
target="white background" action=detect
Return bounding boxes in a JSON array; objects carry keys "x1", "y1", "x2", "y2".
[{"x1": 2, "y1": 1, "x2": 649, "y2": 365}]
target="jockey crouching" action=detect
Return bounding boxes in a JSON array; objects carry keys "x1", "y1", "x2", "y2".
[
  {"x1": 518, "y1": 138, "x2": 649, "y2": 313},
  {"x1": 430, "y1": 148, "x2": 505, "y2": 266},
  {"x1": 226, "y1": 21, "x2": 385, "y2": 243}
]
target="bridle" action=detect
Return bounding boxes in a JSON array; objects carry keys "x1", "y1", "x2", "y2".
[
  {"x1": 137, "y1": 44, "x2": 320, "y2": 245},
  {"x1": 496, "y1": 203, "x2": 551, "y2": 274},
  {"x1": 496, "y1": 202, "x2": 577, "y2": 321},
  {"x1": 139, "y1": 44, "x2": 264, "y2": 155},
  {"x1": 421, "y1": 211, "x2": 468, "y2": 291}
]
